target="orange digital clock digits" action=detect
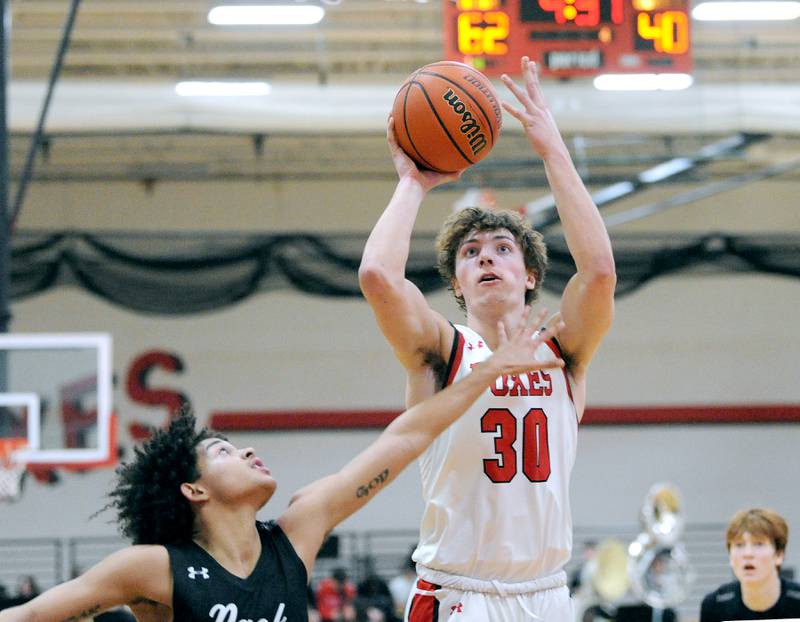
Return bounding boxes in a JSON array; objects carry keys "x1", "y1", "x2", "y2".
[
  {"x1": 537, "y1": 0, "x2": 599, "y2": 25},
  {"x1": 637, "y1": 10, "x2": 690, "y2": 54},
  {"x1": 457, "y1": 0, "x2": 500, "y2": 8},
  {"x1": 457, "y1": 11, "x2": 510, "y2": 55},
  {"x1": 534, "y1": 0, "x2": 624, "y2": 26}
]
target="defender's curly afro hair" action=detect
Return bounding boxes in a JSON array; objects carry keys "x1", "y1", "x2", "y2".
[{"x1": 108, "y1": 412, "x2": 216, "y2": 545}]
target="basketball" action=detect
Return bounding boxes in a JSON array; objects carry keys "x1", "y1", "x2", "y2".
[{"x1": 392, "y1": 61, "x2": 502, "y2": 173}]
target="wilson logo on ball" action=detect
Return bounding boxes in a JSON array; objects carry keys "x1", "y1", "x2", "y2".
[{"x1": 442, "y1": 88, "x2": 487, "y2": 156}]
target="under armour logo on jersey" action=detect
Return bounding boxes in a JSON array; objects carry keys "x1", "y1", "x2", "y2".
[
  {"x1": 187, "y1": 566, "x2": 210, "y2": 580},
  {"x1": 450, "y1": 602, "x2": 464, "y2": 614}
]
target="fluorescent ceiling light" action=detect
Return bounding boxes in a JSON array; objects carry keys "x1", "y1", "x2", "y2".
[
  {"x1": 593, "y1": 73, "x2": 694, "y2": 91},
  {"x1": 692, "y1": 1, "x2": 800, "y2": 20},
  {"x1": 175, "y1": 81, "x2": 271, "y2": 97},
  {"x1": 208, "y1": 5, "x2": 325, "y2": 25},
  {"x1": 638, "y1": 158, "x2": 693, "y2": 183},
  {"x1": 591, "y1": 181, "x2": 636, "y2": 203}
]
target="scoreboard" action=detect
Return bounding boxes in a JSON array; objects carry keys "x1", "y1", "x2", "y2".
[{"x1": 443, "y1": 0, "x2": 692, "y2": 77}]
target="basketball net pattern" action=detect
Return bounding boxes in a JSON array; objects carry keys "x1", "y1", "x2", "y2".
[{"x1": 0, "y1": 438, "x2": 27, "y2": 502}]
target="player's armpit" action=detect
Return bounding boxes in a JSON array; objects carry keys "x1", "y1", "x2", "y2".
[
  {"x1": 278, "y1": 475, "x2": 340, "y2": 577},
  {"x1": 0, "y1": 546, "x2": 171, "y2": 622},
  {"x1": 359, "y1": 270, "x2": 451, "y2": 369}
]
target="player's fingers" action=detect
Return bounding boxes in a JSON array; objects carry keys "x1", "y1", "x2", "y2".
[
  {"x1": 387, "y1": 117, "x2": 399, "y2": 146},
  {"x1": 497, "y1": 320, "x2": 510, "y2": 346},
  {"x1": 537, "y1": 357, "x2": 565, "y2": 369},
  {"x1": 509, "y1": 354, "x2": 564, "y2": 375},
  {"x1": 501, "y1": 101, "x2": 524, "y2": 122},
  {"x1": 500, "y1": 74, "x2": 531, "y2": 109},
  {"x1": 530, "y1": 306, "x2": 548, "y2": 329},
  {"x1": 518, "y1": 305, "x2": 532, "y2": 331},
  {"x1": 522, "y1": 57, "x2": 537, "y2": 101},
  {"x1": 448, "y1": 169, "x2": 465, "y2": 182},
  {"x1": 427, "y1": 169, "x2": 463, "y2": 189},
  {"x1": 536, "y1": 320, "x2": 566, "y2": 345},
  {"x1": 522, "y1": 307, "x2": 547, "y2": 340},
  {"x1": 523, "y1": 58, "x2": 547, "y2": 108}
]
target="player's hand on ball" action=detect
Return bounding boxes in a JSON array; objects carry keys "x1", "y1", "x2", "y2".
[
  {"x1": 387, "y1": 117, "x2": 463, "y2": 192},
  {"x1": 492, "y1": 306, "x2": 565, "y2": 377},
  {"x1": 500, "y1": 57, "x2": 566, "y2": 160}
]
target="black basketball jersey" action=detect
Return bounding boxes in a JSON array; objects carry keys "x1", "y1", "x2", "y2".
[
  {"x1": 166, "y1": 520, "x2": 308, "y2": 622},
  {"x1": 700, "y1": 578, "x2": 800, "y2": 622}
]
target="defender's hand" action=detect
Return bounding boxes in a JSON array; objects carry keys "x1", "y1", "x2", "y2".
[{"x1": 490, "y1": 307, "x2": 566, "y2": 377}]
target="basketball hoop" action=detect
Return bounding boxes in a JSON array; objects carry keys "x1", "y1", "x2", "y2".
[{"x1": 0, "y1": 438, "x2": 28, "y2": 502}]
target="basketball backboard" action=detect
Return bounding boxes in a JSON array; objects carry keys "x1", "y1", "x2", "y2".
[{"x1": 0, "y1": 333, "x2": 113, "y2": 466}]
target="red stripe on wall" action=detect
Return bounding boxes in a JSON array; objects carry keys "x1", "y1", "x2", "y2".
[
  {"x1": 210, "y1": 410, "x2": 402, "y2": 431},
  {"x1": 210, "y1": 405, "x2": 800, "y2": 431},
  {"x1": 582, "y1": 404, "x2": 800, "y2": 425}
]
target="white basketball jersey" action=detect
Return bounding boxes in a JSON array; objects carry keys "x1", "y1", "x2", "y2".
[{"x1": 414, "y1": 324, "x2": 578, "y2": 583}]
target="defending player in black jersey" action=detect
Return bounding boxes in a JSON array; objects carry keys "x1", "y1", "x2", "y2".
[
  {"x1": 700, "y1": 508, "x2": 800, "y2": 622},
  {"x1": 0, "y1": 310, "x2": 563, "y2": 622}
]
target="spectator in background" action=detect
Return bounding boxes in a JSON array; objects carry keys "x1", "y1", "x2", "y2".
[
  {"x1": 316, "y1": 567, "x2": 356, "y2": 622},
  {"x1": 14, "y1": 576, "x2": 40, "y2": 603},
  {"x1": 388, "y1": 547, "x2": 416, "y2": 619},
  {"x1": 0, "y1": 584, "x2": 12, "y2": 611},
  {"x1": 308, "y1": 583, "x2": 321, "y2": 622},
  {"x1": 355, "y1": 558, "x2": 397, "y2": 622},
  {"x1": 569, "y1": 540, "x2": 598, "y2": 596},
  {"x1": 0, "y1": 577, "x2": 38, "y2": 613},
  {"x1": 569, "y1": 540, "x2": 616, "y2": 622},
  {"x1": 700, "y1": 508, "x2": 800, "y2": 621}
]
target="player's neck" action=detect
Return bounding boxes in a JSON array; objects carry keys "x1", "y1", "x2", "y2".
[
  {"x1": 194, "y1": 504, "x2": 262, "y2": 578},
  {"x1": 741, "y1": 572, "x2": 781, "y2": 612},
  {"x1": 466, "y1": 305, "x2": 526, "y2": 350}
]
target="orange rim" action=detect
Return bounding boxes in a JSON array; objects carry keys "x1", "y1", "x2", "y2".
[{"x1": 0, "y1": 437, "x2": 27, "y2": 467}]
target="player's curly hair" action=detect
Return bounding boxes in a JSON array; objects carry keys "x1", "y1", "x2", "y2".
[
  {"x1": 108, "y1": 412, "x2": 216, "y2": 545},
  {"x1": 435, "y1": 207, "x2": 548, "y2": 312}
]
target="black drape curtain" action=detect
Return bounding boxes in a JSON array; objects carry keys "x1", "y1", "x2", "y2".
[{"x1": 10, "y1": 231, "x2": 800, "y2": 315}]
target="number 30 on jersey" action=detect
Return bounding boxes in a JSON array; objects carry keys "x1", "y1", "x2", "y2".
[{"x1": 481, "y1": 408, "x2": 551, "y2": 483}]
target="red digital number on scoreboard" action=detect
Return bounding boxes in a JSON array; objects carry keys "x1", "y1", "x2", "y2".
[{"x1": 442, "y1": 0, "x2": 692, "y2": 77}]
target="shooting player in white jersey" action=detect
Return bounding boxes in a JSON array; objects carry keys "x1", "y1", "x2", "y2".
[{"x1": 359, "y1": 57, "x2": 616, "y2": 621}]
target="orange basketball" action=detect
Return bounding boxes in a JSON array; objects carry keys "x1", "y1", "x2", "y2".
[{"x1": 392, "y1": 61, "x2": 503, "y2": 173}]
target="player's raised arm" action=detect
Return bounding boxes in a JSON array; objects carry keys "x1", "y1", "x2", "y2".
[
  {"x1": 358, "y1": 119, "x2": 461, "y2": 368},
  {"x1": 501, "y1": 57, "x2": 616, "y2": 378},
  {"x1": 278, "y1": 309, "x2": 565, "y2": 573},
  {"x1": 0, "y1": 546, "x2": 170, "y2": 622}
]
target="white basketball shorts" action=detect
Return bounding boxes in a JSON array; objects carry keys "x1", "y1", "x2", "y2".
[{"x1": 405, "y1": 572, "x2": 572, "y2": 622}]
